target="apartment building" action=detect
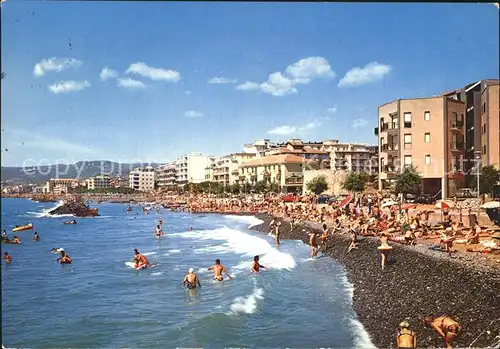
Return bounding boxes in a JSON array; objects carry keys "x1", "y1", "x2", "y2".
[
  {"x1": 326, "y1": 142, "x2": 378, "y2": 175},
  {"x1": 44, "y1": 178, "x2": 76, "y2": 194},
  {"x1": 175, "y1": 153, "x2": 215, "y2": 186},
  {"x1": 111, "y1": 176, "x2": 129, "y2": 188},
  {"x1": 442, "y1": 79, "x2": 500, "y2": 181},
  {"x1": 267, "y1": 139, "x2": 330, "y2": 166},
  {"x1": 156, "y1": 162, "x2": 177, "y2": 188},
  {"x1": 211, "y1": 153, "x2": 257, "y2": 186},
  {"x1": 129, "y1": 166, "x2": 156, "y2": 192},
  {"x1": 86, "y1": 174, "x2": 112, "y2": 190},
  {"x1": 376, "y1": 96, "x2": 466, "y2": 198},
  {"x1": 480, "y1": 81, "x2": 500, "y2": 169},
  {"x1": 238, "y1": 154, "x2": 306, "y2": 194},
  {"x1": 242, "y1": 139, "x2": 275, "y2": 157}
]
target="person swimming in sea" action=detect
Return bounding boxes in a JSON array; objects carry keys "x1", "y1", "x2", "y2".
[
  {"x1": 57, "y1": 249, "x2": 72, "y2": 264},
  {"x1": 4, "y1": 252, "x2": 12, "y2": 264},
  {"x1": 251, "y1": 255, "x2": 266, "y2": 273},
  {"x1": 208, "y1": 259, "x2": 232, "y2": 281},
  {"x1": 182, "y1": 268, "x2": 201, "y2": 289},
  {"x1": 133, "y1": 248, "x2": 150, "y2": 269},
  {"x1": 396, "y1": 321, "x2": 416, "y2": 348},
  {"x1": 188, "y1": 226, "x2": 193, "y2": 231},
  {"x1": 425, "y1": 316, "x2": 461, "y2": 349},
  {"x1": 63, "y1": 220, "x2": 77, "y2": 225},
  {"x1": 12, "y1": 236, "x2": 21, "y2": 244},
  {"x1": 33, "y1": 232, "x2": 40, "y2": 241}
]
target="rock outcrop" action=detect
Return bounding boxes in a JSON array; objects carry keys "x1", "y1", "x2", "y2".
[{"x1": 49, "y1": 197, "x2": 99, "y2": 217}]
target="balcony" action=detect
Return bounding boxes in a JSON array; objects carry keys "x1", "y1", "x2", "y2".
[
  {"x1": 451, "y1": 120, "x2": 464, "y2": 131},
  {"x1": 231, "y1": 169, "x2": 239, "y2": 175},
  {"x1": 262, "y1": 171, "x2": 271, "y2": 177},
  {"x1": 450, "y1": 142, "x2": 464, "y2": 151}
]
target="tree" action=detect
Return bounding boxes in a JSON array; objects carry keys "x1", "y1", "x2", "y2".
[
  {"x1": 479, "y1": 165, "x2": 500, "y2": 194},
  {"x1": 394, "y1": 165, "x2": 421, "y2": 196},
  {"x1": 341, "y1": 172, "x2": 366, "y2": 194},
  {"x1": 268, "y1": 181, "x2": 281, "y2": 193},
  {"x1": 307, "y1": 175, "x2": 329, "y2": 195},
  {"x1": 254, "y1": 180, "x2": 268, "y2": 193},
  {"x1": 228, "y1": 182, "x2": 241, "y2": 194},
  {"x1": 241, "y1": 181, "x2": 253, "y2": 193}
]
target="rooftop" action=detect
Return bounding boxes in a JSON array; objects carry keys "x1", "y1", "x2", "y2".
[{"x1": 240, "y1": 154, "x2": 307, "y2": 167}]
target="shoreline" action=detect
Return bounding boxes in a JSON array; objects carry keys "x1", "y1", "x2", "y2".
[{"x1": 249, "y1": 213, "x2": 500, "y2": 348}]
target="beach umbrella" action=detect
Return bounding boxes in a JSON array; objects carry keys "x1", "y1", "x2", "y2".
[
  {"x1": 392, "y1": 203, "x2": 417, "y2": 211},
  {"x1": 480, "y1": 201, "x2": 500, "y2": 209},
  {"x1": 339, "y1": 195, "x2": 352, "y2": 208},
  {"x1": 434, "y1": 200, "x2": 454, "y2": 210},
  {"x1": 381, "y1": 200, "x2": 398, "y2": 208}
]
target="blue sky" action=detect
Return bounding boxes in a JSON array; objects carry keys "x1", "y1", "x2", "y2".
[{"x1": 1, "y1": 2, "x2": 498, "y2": 166}]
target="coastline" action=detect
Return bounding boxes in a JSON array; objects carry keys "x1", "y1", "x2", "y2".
[{"x1": 250, "y1": 213, "x2": 500, "y2": 348}]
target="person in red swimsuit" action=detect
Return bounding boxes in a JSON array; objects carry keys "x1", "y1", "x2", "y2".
[
  {"x1": 133, "y1": 249, "x2": 149, "y2": 269},
  {"x1": 4, "y1": 252, "x2": 12, "y2": 263}
]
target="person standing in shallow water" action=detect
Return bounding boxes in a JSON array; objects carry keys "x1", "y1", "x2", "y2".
[
  {"x1": 182, "y1": 268, "x2": 201, "y2": 289},
  {"x1": 208, "y1": 259, "x2": 232, "y2": 281},
  {"x1": 309, "y1": 231, "x2": 319, "y2": 258},
  {"x1": 396, "y1": 321, "x2": 416, "y2": 348},
  {"x1": 251, "y1": 255, "x2": 266, "y2": 273}
]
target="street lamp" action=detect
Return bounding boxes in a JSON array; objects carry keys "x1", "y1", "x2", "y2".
[{"x1": 474, "y1": 151, "x2": 481, "y2": 199}]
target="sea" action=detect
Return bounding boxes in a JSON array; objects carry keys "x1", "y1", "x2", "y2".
[{"x1": 1, "y1": 198, "x2": 374, "y2": 348}]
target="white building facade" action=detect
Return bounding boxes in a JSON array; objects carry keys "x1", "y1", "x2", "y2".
[
  {"x1": 129, "y1": 166, "x2": 156, "y2": 191},
  {"x1": 175, "y1": 153, "x2": 214, "y2": 186},
  {"x1": 157, "y1": 162, "x2": 177, "y2": 188}
]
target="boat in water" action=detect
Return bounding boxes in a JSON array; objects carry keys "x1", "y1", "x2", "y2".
[{"x1": 12, "y1": 223, "x2": 33, "y2": 232}]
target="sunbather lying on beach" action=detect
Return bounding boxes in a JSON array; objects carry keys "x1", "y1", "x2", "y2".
[{"x1": 424, "y1": 315, "x2": 461, "y2": 349}]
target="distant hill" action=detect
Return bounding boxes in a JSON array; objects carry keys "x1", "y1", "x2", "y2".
[{"x1": 1, "y1": 161, "x2": 160, "y2": 185}]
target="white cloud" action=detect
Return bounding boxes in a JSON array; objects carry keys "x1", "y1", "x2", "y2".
[
  {"x1": 285, "y1": 56, "x2": 335, "y2": 84},
  {"x1": 268, "y1": 125, "x2": 297, "y2": 135},
  {"x1": 338, "y1": 62, "x2": 392, "y2": 88},
  {"x1": 351, "y1": 118, "x2": 369, "y2": 129},
  {"x1": 268, "y1": 117, "x2": 327, "y2": 135},
  {"x1": 236, "y1": 56, "x2": 334, "y2": 97},
  {"x1": 48, "y1": 80, "x2": 91, "y2": 94},
  {"x1": 208, "y1": 77, "x2": 238, "y2": 84},
  {"x1": 236, "y1": 81, "x2": 260, "y2": 91},
  {"x1": 184, "y1": 110, "x2": 205, "y2": 118},
  {"x1": 100, "y1": 67, "x2": 119, "y2": 81},
  {"x1": 125, "y1": 62, "x2": 180, "y2": 82},
  {"x1": 327, "y1": 106, "x2": 337, "y2": 113},
  {"x1": 184, "y1": 90, "x2": 192, "y2": 95},
  {"x1": 260, "y1": 72, "x2": 297, "y2": 97},
  {"x1": 117, "y1": 78, "x2": 146, "y2": 89},
  {"x1": 34, "y1": 57, "x2": 83, "y2": 77}
]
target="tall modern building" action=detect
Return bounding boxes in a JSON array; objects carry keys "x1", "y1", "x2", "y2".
[
  {"x1": 87, "y1": 174, "x2": 112, "y2": 190},
  {"x1": 376, "y1": 96, "x2": 466, "y2": 198},
  {"x1": 175, "y1": 153, "x2": 214, "y2": 186},
  {"x1": 156, "y1": 162, "x2": 177, "y2": 188},
  {"x1": 129, "y1": 166, "x2": 156, "y2": 192},
  {"x1": 442, "y1": 79, "x2": 500, "y2": 182}
]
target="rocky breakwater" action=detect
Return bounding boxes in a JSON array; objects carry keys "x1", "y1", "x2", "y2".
[
  {"x1": 30, "y1": 194, "x2": 57, "y2": 203},
  {"x1": 252, "y1": 214, "x2": 500, "y2": 348},
  {"x1": 49, "y1": 199, "x2": 99, "y2": 217}
]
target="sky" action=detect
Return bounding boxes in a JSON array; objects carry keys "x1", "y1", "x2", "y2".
[{"x1": 1, "y1": 2, "x2": 499, "y2": 167}]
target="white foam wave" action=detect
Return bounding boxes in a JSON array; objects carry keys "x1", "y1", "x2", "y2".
[
  {"x1": 26, "y1": 200, "x2": 74, "y2": 218},
  {"x1": 170, "y1": 227, "x2": 296, "y2": 270},
  {"x1": 167, "y1": 249, "x2": 181, "y2": 253},
  {"x1": 224, "y1": 215, "x2": 263, "y2": 228},
  {"x1": 142, "y1": 252, "x2": 157, "y2": 256},
  {"x1": 151, "y1": 272, "x2": 163, "y2": 276},
  {"x1": 193, "y1": 244, "x2": 231, "y2": 255},
  {"x1": 229, "y1": 288, "x2": 264, "y2": 314},
  {"x1": 350, "y1": 318, "x2": 375, "y2": 348}
]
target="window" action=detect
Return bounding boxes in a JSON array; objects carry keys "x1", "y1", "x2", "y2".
[
  {"x1": 424, "y1": 133, "x2": 431, "y2": 143},
  {"x1": 404, "y1": 112, "x2": 412, "y2": 128},
  {"x1": 483, "y1": 124, "x2": 487, "y2": 134},
  {"x1": 482, "y1": 103, "x2": 486, "y2": 114},
  {"x1": 380, "y1": 137, "x2": 384, "y2": 147},
  {"x1": 424, "y1": 111, "x2": 430, "y2": 121},
  {"x1": 452, "y1": 112, "x2": 457, "y2": 126},
  {"x1": 425, "y1": 155, "x2": 431, "y2": 165},
  {"x1": 404, "y1": 134, "x2": 412, "y2": 150},
  {"x1": 483, "y1": 145, "x2": 486, "y2": 155},
  {"x1": 404, "y1": 155, "x2": 412, "y2": 166}
]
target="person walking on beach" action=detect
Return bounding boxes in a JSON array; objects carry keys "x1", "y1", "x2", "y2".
[
  {"x1": 377, "y1": 233, "x2": 392, "y2": 270},
  {"x1": 208, "y1": 259, "x2": 232, "y2": 281},
  {"x1": 182, "y1": 268, "x2": 201, "y2": 289},
  {"x1": 309, "y1": 231, "x2": 319, "y2": 259},
  {"x1": 396, "y1": 321, "x2": 416, "y2": 348},
  {"x1": 424, "y1": 316, "x2": 461, "y2": 349},
  {"x1": 251, "y1": 255, "x2": 266, "y2": 273}
]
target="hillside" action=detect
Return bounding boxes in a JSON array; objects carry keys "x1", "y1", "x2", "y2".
[{"x1": 1, "y1": 161, "x2": 160, "y2": 185}]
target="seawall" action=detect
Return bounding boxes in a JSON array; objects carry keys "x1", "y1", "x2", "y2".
[{"x1": 251, "y1": 213, "x2": 500, "y2": 348}]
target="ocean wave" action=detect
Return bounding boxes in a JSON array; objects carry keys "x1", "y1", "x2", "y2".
[
  {"x1": 169, "y1": 226, "x2": 296, "y2": 270},
  {"x1": 224, "y1": 215, "x2": 264, "y2": 228},
  {"x1": 142, "y1": 252, "x2": 157, "y2": 256},
  {"x1": 167, "y1": 249, "x2": 181, "y2": 253},
  {"x1": 150, "y1": 272, "x2": 163, "y2": 276},
  {"x1": 229, "y1": 287, "x2": 265, "y2": 314},
  {"x1": 350, "y1": 318, "x2": 375, "y2": 348},
  {"x1": 193, "y1": 244, "x2": 231, "y2": 255},
  {"x1": 25, "y1": 201, "x2": 74, "y2": 218}
]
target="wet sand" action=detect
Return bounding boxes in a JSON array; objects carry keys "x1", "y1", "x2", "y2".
[{"x1": 251, "y1": 213, "x2": 500, "y2": 348}]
